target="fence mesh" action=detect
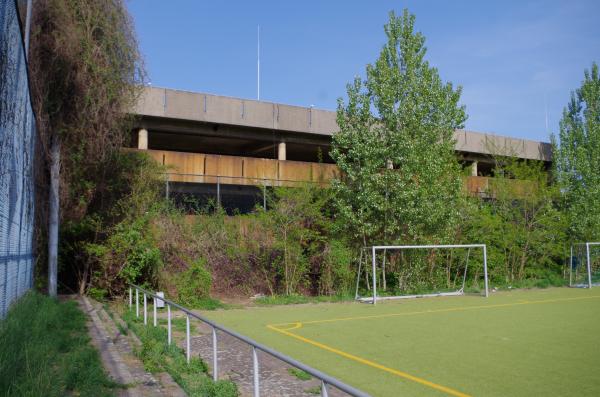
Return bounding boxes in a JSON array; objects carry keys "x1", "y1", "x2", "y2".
[{"x1": 0, "y1": 0, "x2": 37, "y2": 318}]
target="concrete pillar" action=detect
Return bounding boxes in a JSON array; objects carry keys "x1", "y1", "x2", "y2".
[
  {"x1": 138, "y1": 128, "x2": 148, "y2": 150},
  {"x1": 471, "y1": 161, "x2": 478, "y2": 176},
  {"x1": 278, "y1": 141, "x2": 286, "y2": 161}
]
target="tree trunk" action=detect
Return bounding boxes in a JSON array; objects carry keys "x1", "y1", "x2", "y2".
[
  {"x1": 48, "y1": 135, "x2": 60, "y2": 297},
  {"x1": 78, "y1": 261, "x2": 89, "y2": 296}
]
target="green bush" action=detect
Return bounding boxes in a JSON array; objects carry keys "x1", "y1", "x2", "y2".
[
  {"x1": 174, "y1": 258, "x2": 212, "y2": 306},
  {"x1": 320, "y1": 239, "x2": 355, "y2": 295}
]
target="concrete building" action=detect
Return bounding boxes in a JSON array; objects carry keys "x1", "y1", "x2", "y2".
[{"x1": 129, "y1": 87, "x2": 552, "y2": 211}]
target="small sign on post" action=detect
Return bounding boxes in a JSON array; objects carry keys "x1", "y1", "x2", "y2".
[{"x1": 156, "y1": 292, "x2": 165, "y2": 308}]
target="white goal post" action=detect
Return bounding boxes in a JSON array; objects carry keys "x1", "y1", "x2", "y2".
[
  {"x1": 569, "y1": 242, "x2": 600, "y2": 289},
  {"x1": 359, "y1": 244, "x2": 489, "y2": 304}
]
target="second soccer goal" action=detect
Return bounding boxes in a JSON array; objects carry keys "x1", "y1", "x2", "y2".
[{"x1": 355, "y1": 244, "x2": 490, "y2": 304}]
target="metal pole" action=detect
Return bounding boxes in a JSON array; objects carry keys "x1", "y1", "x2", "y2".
[
  {"x1": 483, "y1": 245, "x2": 489, "y2": 298},
  {"x1": 165, "y1": 174, "x2": 169, "y2": 200},
  {"x1": 212, "y1": 327, "x2": 218, "y2": 381},
  {"x1": 372, "y1": 246, "x2": 377, "y2": 305},
  {"x1": 321, "y1": 380, "x2": 329, "y2": 397},
  {"x1": 136, "y1": 289, "x2": 139, "y2": 317},
  {"x1": 153, "y1": 297, "x2": 157, "y2": 327},
  {"x1": 252, "y1": 347, "x2": 260, "y2": 397},
  {"x1": 167, "y1": 304, "x2": 172, "y2": 345},
  {"x1": 129, "y1": 288, "x2": 132, "y2": 309},
  {"x1": 186, "y1": 315, "x2": 191, "y2": 363},
  {"x1": 24, "y1": 0, "x2": 32, "y2": 56},
  {"x1": 257, "y1": 25, "x2": 260, "y2": 101},
  {"x1": 217, "y1": 176, "x2": 221, "y2": 208},
  {"x1": 143, "y1": 293, "x2": 147, "y2": 325},
  {"x1": 569, "y1": 245, "x2": 573, "y2": 287},
  {"x1": 263, "y1": 180, "x2": 266, "y2": 210},
  {"x1": 586, "y1": 243, "x2": 592, "y2": 288}
]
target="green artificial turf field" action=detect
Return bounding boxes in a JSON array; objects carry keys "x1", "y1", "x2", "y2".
[{"x1": 205, "y1": 288, "x2": 600, "y2": 396}]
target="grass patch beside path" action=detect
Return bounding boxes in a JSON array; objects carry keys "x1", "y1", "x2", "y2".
[
  {"x1": 287, "y1": 367, "x2": 312, "y2": 381},
  {"x1": 121, "y1": 309, "x2": 238, "y2": 397},
  {"x1": 0, "y1": 292, "x2": 119, "y2": 397}
]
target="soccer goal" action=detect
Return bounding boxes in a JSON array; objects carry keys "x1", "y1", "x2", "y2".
[
  {"x1": 569, "y1": 242, "x2": 600, "y2": 288},
  {"x1": 356, "y1": 244, "x2": 489, "y2": 304}
]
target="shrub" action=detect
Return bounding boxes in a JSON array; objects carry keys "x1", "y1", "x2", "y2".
[{"x1": 174, "y1": 258, "x2": 212, "y2": 306}]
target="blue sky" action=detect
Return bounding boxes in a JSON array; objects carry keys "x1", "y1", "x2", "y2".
[{"x1": 127, "y1": 0, "x2": 599, "y2": 143}]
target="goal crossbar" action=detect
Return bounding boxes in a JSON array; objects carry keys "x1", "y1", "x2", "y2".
[
  {"x1": 360, "y1": 244, "x2": 489, "y2": 304},
  {"x1": 569, "y1": 242, "x2": 600, "y2": 288}
]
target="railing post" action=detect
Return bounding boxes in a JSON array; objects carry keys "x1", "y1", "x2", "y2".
[
  {"x1": 253, "y1": 346, "x2": 260, "y2": 397},
  {"x1": 186, "y1": 315, "x2": 191, "y2": 364},
  {"x1": 321, "y1": 380, "x2": 329, "y2": 397},
  {"x1": 167, "y1": 304, "x2": 172, "y2": 345},
  {"x1": 135, "y1": 288, "x2": 139, "y2": 318},
  {"x1": 212, "y1": 327, "x2": 218, "y2": 381},
  {"x1": 129, "y1": 287, "x2": 132, "y2": 309},
  {"x1": 153, "y1": 297, "x2": 157, "y2": 327},
  {"x1": 143, "y1": 293, "x2": 147, "y2": 325}
]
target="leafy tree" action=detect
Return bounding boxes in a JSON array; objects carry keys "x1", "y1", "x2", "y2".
[
  {"x1": 553, "y1": 62, "x2": 600, "y2": 241},
  {"x1": 466, "y1": 159, "x2": 566, "y2": 285},
  {"x1": 331, "y1": 9, "x2": 466, "y2": 249}
]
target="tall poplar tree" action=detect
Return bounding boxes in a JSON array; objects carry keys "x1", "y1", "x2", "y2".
[
  {"x1": 331, "y1": 10, "x2": 466, "y2": 247},
  {"x1": 553, "y1": 62, "x2": 600, "y2": 241}
]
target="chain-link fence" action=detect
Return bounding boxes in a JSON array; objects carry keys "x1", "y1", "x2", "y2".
[{"x1": 0, "y1": 0, "x2": 37, "y2": 319}]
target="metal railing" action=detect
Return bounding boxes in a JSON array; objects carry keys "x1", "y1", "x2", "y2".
[{"x1": 128, "y1": 284, "x2": 370, "y2": 397}]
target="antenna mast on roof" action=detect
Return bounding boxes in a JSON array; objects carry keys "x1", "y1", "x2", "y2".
[
  {"x1": 544, "y1": 93, "x2": 549, "y2": 136},
  {"x1": 257, "y1": 25, "x2": 260, "y2": 101}
]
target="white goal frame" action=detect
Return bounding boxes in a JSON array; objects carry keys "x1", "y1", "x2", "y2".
[
  {"x1": 569, "y1": 242, "x2": 600, "y2": 289},
  {"x1": 359, "y1": 244, "x2": 489, "y2": 305}
]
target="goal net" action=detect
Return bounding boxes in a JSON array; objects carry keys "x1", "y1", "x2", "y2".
[
  {"x1": 355, "y1": 244, "x2": 489, "y2": 304},
  {"x1": 569, "y1": 242, "x2": 600, "y2": 288}
]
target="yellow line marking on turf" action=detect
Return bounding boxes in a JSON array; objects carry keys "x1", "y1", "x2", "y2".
[
  {"x1": 276, "y1": 322, "x2": 302, "y2": 331},
  {"x1": 266, "y1": 294, "x2": 600, "y2": 396},
  {"x1": 267, "y1": 323, "x2": 471, "y2": 397},
  {"x1": 271, "y1": 294, "x2": 600, "y2": 327}
]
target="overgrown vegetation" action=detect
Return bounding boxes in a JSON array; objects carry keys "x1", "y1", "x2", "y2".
[
  {"x1": 25, "y1": 3, "x2": 597, "y2": 302},
  {"x1": 121, "y1": 309, "x2": 238, "y2": 397},
  {"x1": 0, "y1": 292, "x2": 119, "y2": 396},
  {"x1": 28, "y1": 0, "x2": 145, "y2": 294}
]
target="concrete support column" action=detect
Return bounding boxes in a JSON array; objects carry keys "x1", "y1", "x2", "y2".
[
  {"x1": 471, "y1": 161, "x2": 478, "y2": 176},
  {"x1": 278, "y1": 141, "x2": 286, "y2": 161},
  {"x1": 138, "y1": 128, "x2": 148, "y2": 150}
]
